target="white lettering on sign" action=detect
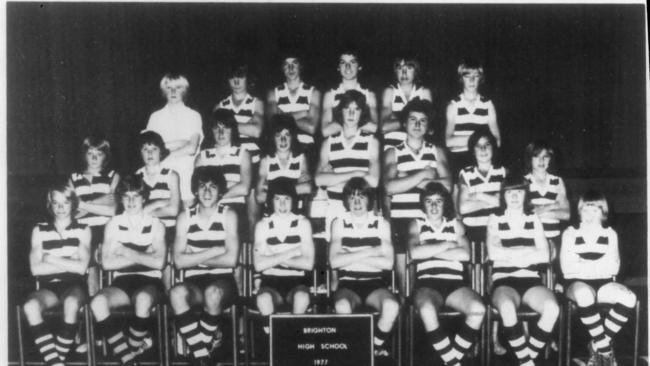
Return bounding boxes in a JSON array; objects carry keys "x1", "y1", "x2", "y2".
[
  {"x1": 303, "y1": 327, "x2": 337, "y2": 334},
  {"x1": 297, "y1": 343, "x2": 316, "y2": 350},
  {"x1": 320, "y1": 343, "x2": 349, "y2": 350}
]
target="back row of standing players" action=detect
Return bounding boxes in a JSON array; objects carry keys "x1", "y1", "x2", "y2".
[{"x1": 24, "y1": 50, "x2": 636, "y2": 366}]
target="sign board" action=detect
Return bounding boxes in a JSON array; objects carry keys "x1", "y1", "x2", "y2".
[{"x1": 270, "y1": 314, "x2": 374, "y2": 366}]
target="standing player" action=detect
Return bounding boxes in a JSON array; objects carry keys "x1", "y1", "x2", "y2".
[
  {"x1": 256, "y1": 114, "x2": 312, "y2": 206},
  {"x1": 23, "y1": 184, "x2": 91, "y2": 366},
  {"x1": 445, "y1": 59, "x2": 500, "y2": 176},
  {"x1": 146, "y1": 73, "x2": 203, "y2": 209},
  {"x1": 169, "y1": 167, "x2": 240, "y2": 366},
  {"x1": 329, "y1": 177, "x2": 398, "y2": 358},
  {"x1": 321, "y1": 50, "x2": 378, "y2": 138},
  {"x1": 90, "y1": 175, "x2": 167, "y2": 366},
  {"x1": 315, "y1": 90, "x2": 380, "y2": 236},
  {"x1": 561, "y1": 191, "x2": 637, "y2": 366},
  {"x1": 524, "y1": 140, "x2": 570, "y2": 260},
  {"x1": 408, "y1": 182, "x2": 484, "y2": 366},
  {"x1": 486, "y1": 175, "x2": 559, "y2": 366},
  {"x1": 384, "y1": 99, "x2": 451, "y2": 292},
  {"x1": 68, "y1": 135, "x2": 119, "y2": 295},
  {"x1": 266, "y1": 54, "x2": 321, "y2": 160},
  {"x1": 254, "y1": 178, "x2": 315, "y2": 331},
  {"x1": 380, "y1": 56, "x2": 433, "y2": 149}
]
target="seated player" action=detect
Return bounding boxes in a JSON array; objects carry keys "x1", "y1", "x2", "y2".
[
  {"x1": 266, "y1": 54, "x2": 321, "y2": 161},
  {"x1": 329, "y1": 177, "x2": 398, "y2": 358},
  {"x1": 256, "y1": 114, "x2": 312, "y2": 206},
  {"x1": 169, "y1": 166, "x2": 240, "y2": 366},
  {"x1": 68, "y1": 135, "x2": 119, "y2": 295},
  {"x1": 23, "y1": 183, "x2": 91, "y2": 366},
  {"x1": 486, "y1": 175, "x2": 559, "y2": 366},
  {"x1": 253, "y1": 177, "x2": 315, "y2": 332},
  {"x1": 321, "y1": 50, "x2": 378, "y2": 138},
  {"x1": 384, "y1": 99, "x2": 451, "y2": 292},
  {"x1": 408, "y1": 182, "x2": 484, "y2": 366},
  {"x1": 90, "y1": 175, "x2": 167, "y2": 366},
  {"x1": 380, "y1": 56, "x2": 433, "y2": 149},
  {"x1": 445, "y1": 59, "x2": 501, "y2": 177},
  {"x1": 561, "y1": 191, "x2": 637, "y2": 366}
]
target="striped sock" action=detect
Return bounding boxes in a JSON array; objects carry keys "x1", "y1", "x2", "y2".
[
  {"x1": 427, "y1": 327, "x2": 458, "y2": 365},
  {"x1": 55, "y1": 322, "x2": 77, "y2": 361},
  {"x1": 577, "y1": 304, "x2": 611, "y2": 353},
  {"x1": 503, "y1": 322, "x2": 531, "y2": 364},
  {"x1": 527, "y1": 322, "x2": 552, "y2": 360},
  {"x1": 97, "y1": 316, "x2": 136, "y2": 365},
  {"x1": 127, "y1": 315, "x2": 150, "y2": 350},
  {"x1": 30, "y1": 322, "x2": 64, "y2": 366},
  {"x1": 199, "y1": 311, "x2": 221, "y2": 345},
  {"x1": 176, "y1": 310, "x2": 210, "y2": 360},
  {"x1": 452, "y1": 322, "x2": 480, "y2": 361},
  {"x1": 603, "y1": 302, "x2": 634, "y2": 340}
]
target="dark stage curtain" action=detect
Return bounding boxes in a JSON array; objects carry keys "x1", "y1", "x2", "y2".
[{"x1": 7, "y1": 3, "x2": 646, "y2": 178}]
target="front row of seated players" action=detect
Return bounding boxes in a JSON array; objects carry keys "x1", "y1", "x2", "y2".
[{"x1": 23, "y1": 172, "x2": 637, "y2": 366}]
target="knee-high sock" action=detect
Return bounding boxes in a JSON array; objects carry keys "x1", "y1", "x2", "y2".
[
  {"x1": 176, "y1": 310, "x2": 210, "y2": 360},
  {"x1": 127, "y1": 315, "x2": 150, "y2": 350},
  {"x1": 527, "y1": 322, "x2": 552, "y2": 360},
  {"x1": 577, "y1": 304, "x2": 611, "y2": 353},
  {"x1": 30, "y1": 322, "x2": 64, "y2": 366},
  {"x1": 427, "y1": 327, "x2": 458, "y2": 364},
  {"x1": 55, "y1": 322, "x2": 77, "y2": 361},
  {"x1": 603, "y1": 302, "x2": 635, "y2": 340},
  {"x1": 503, "y1": 322, "x2": 531, "y2": 364},
  {"x1": 453, "y1": 321, "x2": 480, "y2": 361},
  {"x1": 97, "y1": 316, "x2": 136, "y2": 365},
  {"x1": 199, "y1": 311, "x2": 221, "y2": 345}
]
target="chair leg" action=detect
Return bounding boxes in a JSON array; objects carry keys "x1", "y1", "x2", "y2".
[
  {"x1": 163, "y1": 304, "x2": 170, "y2": 366},
  {"x1": 486, "y1": 308, "x2": 492, "y2": 366},
  {"x1": 557, "y1": 302, "x2": 564, "y2": 366},
  {"x1": 633, "y1": 300, "x2": 640, "y2": 366},
  {"x1": 16, "y1": 305, "x2": 25, "y2": 366},
  {"x1": 243, "y1": 309, "x2": 250, "y2": 366},
  {"x1": 408, "y1": 306, "x2": 414, "y2": 366},
  {"x1": 231, "y1": 305, "x2": 239, "y2": 366},
  {"x1": 156, "y1": 304, "x2": 165, "y2": 366},
  {"x1": 84, "y1": 305, "x2": 95, "y2": 366},
  {"x1": 565, "y1": 303, "x2": 572, "y2": 366}
]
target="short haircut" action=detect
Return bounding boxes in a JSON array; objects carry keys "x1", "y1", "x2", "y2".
[
  {"x1": 81, "y1": 134, "x2": 112, "y2": 170},
  {"x1": 281, "y1": 54, "x2": 302, "y2": 69},
  {"x1": 191, "y1": 166, "x2": 227, "y2": 199},
  {"x1": 457, "y1": 58, "x2": 485, "y2": 87},
  {"x1": 525, "y1": 140, "x2": 555, "y2": 173},
  {"x1": 206, "y1": 109, "x2": 240, "y2": 148},
  {"x1": 265, "y1": 113, "x2": 302, "y2": 156},
  {"x1": 266, "y1": 177, "x2": 299, "y2": 215},
  {"x1": 338, "y1": 49, "x2": 362, "y2": 66},
  {"x1": 116, "y1": 174, "x2": 149, "y2": 202},
  {"x1": 226, "y1": 63, "x2": 256, "y2": 90},
  {"x1": 498, "y1": 174, "x2": 533, "y2": 214},
  {"x1": 46, "y1": 182, "x2": 79, "y2": 219},
  {"x1": 342, "y1": 177, "x2": 375, "y2": 211},
  {"x1": 159, "y1": 73, "x2": 190, "y2": 100},
  {"x1": 467, "y1": 129, "x2": 500, "y2": 166},
  {"x1": 419, "y1": 182, "x2": 455, "y2": 220},
  {"x1": 393, "y1": 56, "x2": 422, "y2": 85},
  {"x1": 138, "y1": 130, "x2": 170, "y2": 161},
  {"x1": 333, "y1": 90, "x2": 371, "y2": 128},
  {"x1": 400, "y1": 99, "x2": 434, "y2": 129},
  {"x1": 578, "y1": 190, "x2": 609, "y2": 224}
]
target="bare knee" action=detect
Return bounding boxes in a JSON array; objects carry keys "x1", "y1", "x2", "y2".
[
  {"x1": 381, "y1": 297, "x2": 400, "y2": 322},
  {"x1": 204, "y1": 285, "x2": 225, "y2": 309},
  {"x1": 334, "y1": 299, "x2": 352, "y2": 314},
  {"x1": 256, "y1": 292, "x2": 275, "y2": 316},
  {"x1": 23, "y1": 299, "x2": 42, "y2": 324},
  {"x1": 292, "y1": 291, "x2": 310, "y2": 314},
  {"x1": 169, "y1": 285, "x2": 190, "y2": 312},
  {"x1": 542, "y1": 298, "x2": 560, "y2": 320},
  {"x1": 133, "y1": 292, "x2": 155, "y2": 317},
  {"x1": 467, "y1": 301, "x2": 486, "y2": 320},
  {"x1": 90, "y1": 294, "x2": 110, "y2": 320},
  {"x1": 569, "y1": 283, "x2": 596, "y2": 307},
  {"x1": 63, "y1": 295, "x2": 83, "y2": 313}
]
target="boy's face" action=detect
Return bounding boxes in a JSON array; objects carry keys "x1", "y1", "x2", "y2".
[{"x1": 338, "y1": 54, "x2": 360, "y2": 80}]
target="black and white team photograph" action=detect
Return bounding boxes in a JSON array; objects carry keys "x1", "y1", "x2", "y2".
[{"x1": 2, "y1": 2, "x2": 648, "y2": 366}]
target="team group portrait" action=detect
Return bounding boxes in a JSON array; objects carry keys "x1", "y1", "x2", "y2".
[{"x1": 4, "y1": 2, "x2": 647, "y2": 366}]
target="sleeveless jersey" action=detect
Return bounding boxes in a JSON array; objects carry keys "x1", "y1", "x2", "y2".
[
  {"x1": 525, "y1": 173, "x2": 563, "y2": 239},
  {"x1": 459, "y1": 165, "x2": 506, "y2": 228},
  {"x1": 562, "y1": 226, "x2": 618, "y2": 280},
  {"x1": 196, "y1": 146, "x2": 245, "y2": 204},
  {"x1": 36, "y1": 221, "x2": 87, "y2": 280},
  {"x1": 112, "y1": 214, "x2": 162, "y2": 279},
  {"x1": 275, "y1": 82, "x2": 315, "y2": 145},
  {"x1": 491, "y1": 214, "x2": 540, "y2": 281},
  {"x1": 184, "y1": 205, "x2": 232, "y2": 277},
  {"x1": 136, "y1": 167, "x2": 176, "y2": 227},
  {"x1": 266, "y1": 153, "x2": 303, "y2": 182},
  {"x1": 414, "y1": 218, "x2": 465, "y2": 281},
  {"x1": 326, "y1": 131, "x2": 374, "y2": 201},
  {"x1": 216, "y1": 94, "x2": 261, "y2": 163},
  {"x1": 390, "y1": 141, "x2": 438, "y2": 219},
  {"x1": 449, "y1": 94, "x2": 492, "y2": 153},
  {"x1": 384, "y1": 84, "x2": 428, "y2": 149},
  {"x1": 70, "y1": 170, "x2": 116, "y2": 227},
  {"x1": 257, "y1": 213, "x2": 306, "y2": 278},
  {"x1": 338, "y1": 213, "x2": 386, "y2": 281}
]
